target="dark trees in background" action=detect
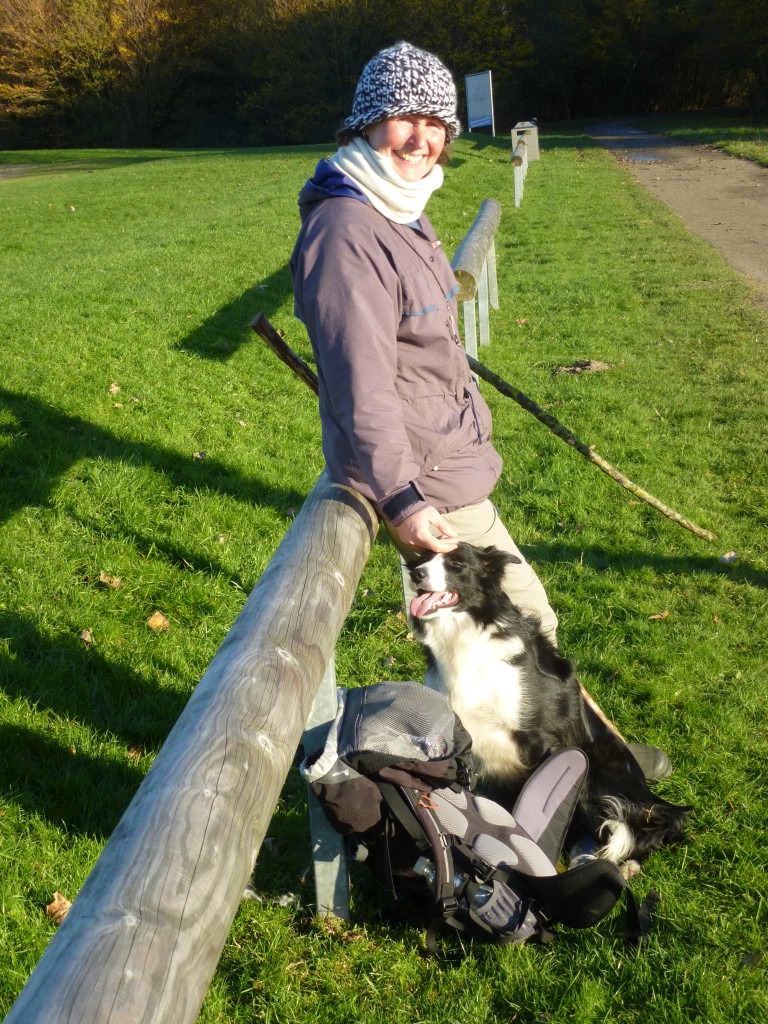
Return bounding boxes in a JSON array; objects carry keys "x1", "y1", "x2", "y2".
[{"x1": 0, "y1": 0, "x2": 765, "y2": 148}]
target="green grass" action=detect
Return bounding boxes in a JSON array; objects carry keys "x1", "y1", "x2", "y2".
[
  {"x1": 632, "y1": 110, "x2": 768, "y2": 166},
  {"x1": 2, "y1": 119, "x2": 768, "y2": 1023}
]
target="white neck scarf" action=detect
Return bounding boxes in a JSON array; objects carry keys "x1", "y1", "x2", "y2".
[{"x1": 329, "y1": 135, "x2": 444, "y2": 224}]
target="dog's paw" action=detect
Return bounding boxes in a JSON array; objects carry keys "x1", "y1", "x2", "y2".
[{"x1": 620, "y1": 859, "x2": 642, "y2": 880}]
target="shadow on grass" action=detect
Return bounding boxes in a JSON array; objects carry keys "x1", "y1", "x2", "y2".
[
  {"x1": 540, "y1": 133, "x2": 605, "y2": 152},
  {"x1": 525, "y1": 539, "x2": 768, "y2": 591},
  {"x1": 0, "y1": 386, "x2": 307, "y2": 530},
  {"x1": 0, "y1": 148, "x2": 254, "y2": 179},
  {"x1": 0, "y1": 607, "x2": 192, "y2": 836},
  {"x1": 0, "y1": 722, "x2": 144, "y2": 839},
  {"x1": 0, "y1": 611, "x2": 189, "y2": 750},
  {"x1": 176, "y1": 266, "x2": 296, "y2": 362},
  {"x1": 0, "y1": 387, "x2": 311, "y2": 835}
]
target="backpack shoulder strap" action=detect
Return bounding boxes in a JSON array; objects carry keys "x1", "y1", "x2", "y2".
[
  {"x1": 511, "y1": 747, "x2": 588, "y2": 864},
  {"x1": 378, "y1": 783, "x2": 459, "y2": 917}
]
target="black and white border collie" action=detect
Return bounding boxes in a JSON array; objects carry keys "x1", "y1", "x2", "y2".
[{"x1": 409, "y1": 543, "x2": 691, "y2": 869}]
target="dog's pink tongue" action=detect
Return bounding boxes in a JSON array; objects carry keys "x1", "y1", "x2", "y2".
[
  {"x1": 409, "y1": 593, "x2": 438, "y2": 614},
  {"x1": 410, "y1": 591, "x2": 455, "y2": 618}
]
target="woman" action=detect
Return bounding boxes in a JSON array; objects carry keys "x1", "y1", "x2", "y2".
[
  {"x1": 290, "y1": 40, "x2": 670, "y2": 782},
  {"x1": 290, "y1": 40, "x2": 558, "y2": 641}
]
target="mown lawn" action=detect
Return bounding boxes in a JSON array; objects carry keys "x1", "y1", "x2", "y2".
[{"x1": 1, "y1": 119, "x2": 767, "y2": 1023}]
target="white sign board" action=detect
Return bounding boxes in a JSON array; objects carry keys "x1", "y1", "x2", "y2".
[{"x1": 465, "y1": 70, "x2": 495, "y2": 134}]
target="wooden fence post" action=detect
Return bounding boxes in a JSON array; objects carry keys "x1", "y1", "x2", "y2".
[
  {"x1": 511, "y1": 137, "x2": 528, "y2": 207},
  {"x1": 4, "y1": 471, "x2": 378, "y2": 1024}
]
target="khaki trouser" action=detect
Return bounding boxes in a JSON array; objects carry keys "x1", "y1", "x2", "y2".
[{"x1": 388, "y1": 499, "x2": 558, "y2": 644}]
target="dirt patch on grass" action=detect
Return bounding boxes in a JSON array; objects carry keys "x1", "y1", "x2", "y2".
[
  {"x1": 586, "y1": 121, "x2": 768, "y2": 309},
  {"x1": 0, "y1": 163, "x2": 39, "y2": 180}
]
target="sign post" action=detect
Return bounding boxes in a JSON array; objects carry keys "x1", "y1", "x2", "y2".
[{"x1": 465, "y1": 70, "x2": 495, "y2": 136}]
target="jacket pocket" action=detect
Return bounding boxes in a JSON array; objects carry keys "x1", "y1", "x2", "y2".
[{"x1": 401, "y1": 391, "x2": 477, "y2": 469}]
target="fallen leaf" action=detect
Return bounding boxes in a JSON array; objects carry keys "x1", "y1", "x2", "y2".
[
  {"x1": 146, "y1": 611, "x2": 170, "y2": 632},
  {"x1": 46, "y1": 891, "x2": 72, "y2": 926},
  {"x1": 98, "y1": 571, "x2": 123, "y2": 590},
  {"x1": 108, "y1": 383, "x2": 120, "y2": 395},
  {"x1": 193, "y1": 450, "x2": 207, "y2": 460},
  {"x1": 719, "y1": 550, "x2": 738, "y2": 564},
  {"x1": 113, "y1": 402, "x2": 123, "y2": 408},
  {"x1": 127, "y1": 745, "x2": 145, "y2": 761},
  {"x1": 648, "y1": 611, "x2": 669, "y2": 621},
  {"x1": 516, "y1": 318, "x2": 529, "y2": 325},
  {"x1": 713, "y1": 614, "x2": 721, "y2": 624},
  {"x1": 80, "y1": 628, "x2": 94, "y2": 645}
]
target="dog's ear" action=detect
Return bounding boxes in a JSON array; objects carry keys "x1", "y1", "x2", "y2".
[{"x1": 478, "y1": 545, "x2": 523, "y2": 569}]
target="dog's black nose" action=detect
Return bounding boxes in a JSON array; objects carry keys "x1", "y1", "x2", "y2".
[{"x1": 411, "y1": 565, "x2": 428, "y2": 585}]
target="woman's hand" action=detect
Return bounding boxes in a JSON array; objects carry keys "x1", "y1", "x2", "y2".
[{"x1": 392, "y1": 506, "x2": 458, "y2": 553}]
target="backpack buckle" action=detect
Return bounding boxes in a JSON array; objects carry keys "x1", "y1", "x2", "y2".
[
  {"x1": 471, "y1": 857, "x2": 494, "y2": 883},
  {"x1": 439, "y1": 896, "x2": 459, "y2": 918}
]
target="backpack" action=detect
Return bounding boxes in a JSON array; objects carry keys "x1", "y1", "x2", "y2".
[{"x1": 300, "y1": 681, "x2": 635, "y2": 953}]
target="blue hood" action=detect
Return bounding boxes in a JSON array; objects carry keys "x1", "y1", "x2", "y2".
[{"x1": 297, "y1": 159, "x2": 369, "y2": 220}]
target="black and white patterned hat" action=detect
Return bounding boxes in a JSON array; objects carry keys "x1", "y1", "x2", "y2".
[{"x1": 343, "y1": 41, "x2": 461, "y2": 141}]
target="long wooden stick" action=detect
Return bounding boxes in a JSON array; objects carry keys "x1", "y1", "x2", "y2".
[
  {"x1": 251, "y1": 312, "x2": 319, "y2": 393},
  {"x1": 466, "y1": 355, "x2": 716, "y2": 541},
  {"x1": 250, "y1": 313, "x2": 716, "y2": 542}
]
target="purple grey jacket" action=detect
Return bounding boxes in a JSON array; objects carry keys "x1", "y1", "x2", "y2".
[{"x1": 290, "y1": 159, "x2": 502, "y2": 525}]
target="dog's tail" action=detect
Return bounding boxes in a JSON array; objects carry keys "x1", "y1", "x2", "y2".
[{"x1": 597, "y1": 796, "x2": 692, "y2": 864}]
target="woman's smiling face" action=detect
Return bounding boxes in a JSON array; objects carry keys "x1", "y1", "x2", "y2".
[{"x1": 366, "y1": 115, "x2": 447, "y2": 181}]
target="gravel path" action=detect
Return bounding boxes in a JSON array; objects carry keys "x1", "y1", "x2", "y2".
[{"x1": 586, "y1": 121, "x2": 768, "y2": 302}]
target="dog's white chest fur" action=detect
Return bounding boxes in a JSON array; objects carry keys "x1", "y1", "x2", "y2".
[{"x1": 422, "y1": 610, "x2": 530, "y2": 779}]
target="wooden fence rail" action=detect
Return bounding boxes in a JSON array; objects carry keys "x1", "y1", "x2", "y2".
[
  {"x1": 4, "y1": 472, "x2": 378, "y2": 1024},
  {"x1": 451, "y1": 197, "x2": 501, "y2": 358}
]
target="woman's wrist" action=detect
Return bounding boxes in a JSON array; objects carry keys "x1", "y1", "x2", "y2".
[{"x1": 379, "y1": 482, "x2": 427, "y2": 525}]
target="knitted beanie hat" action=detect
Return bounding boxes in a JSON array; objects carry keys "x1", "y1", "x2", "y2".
[{"x1": 343, "y1": 41, "x2": 461, "y2": 141}]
